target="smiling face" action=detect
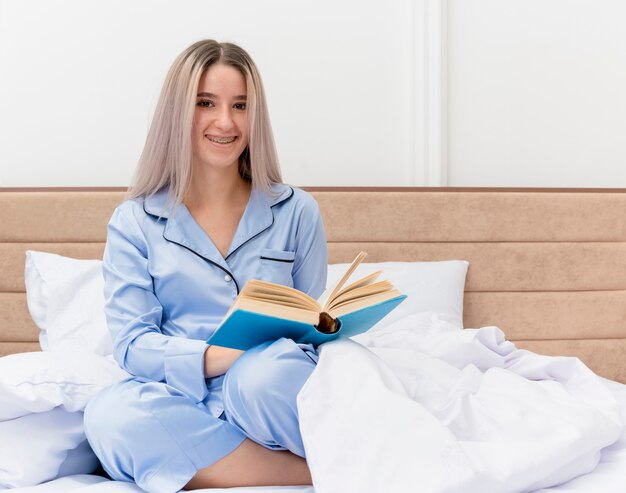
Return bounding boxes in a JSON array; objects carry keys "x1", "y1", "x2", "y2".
[{"x1": 191, "y1": 63, "x2": 249, "y2": 174}]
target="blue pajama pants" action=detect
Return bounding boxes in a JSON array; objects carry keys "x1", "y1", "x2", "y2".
[{"x1": 84, "y1": 338, "x2": 317, "y2": 493}]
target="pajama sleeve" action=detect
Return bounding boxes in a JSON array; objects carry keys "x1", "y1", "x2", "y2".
[
  {"x1": 102, "y1": 204, "x2": 209, "y2": 403},
  {"x1": 291, "y1": 195, "x2": 328, "y2": 299}
]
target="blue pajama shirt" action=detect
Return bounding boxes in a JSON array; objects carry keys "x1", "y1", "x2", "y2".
[{"x1": 84, "y1": 183, "x2": 328, "y2": 493}]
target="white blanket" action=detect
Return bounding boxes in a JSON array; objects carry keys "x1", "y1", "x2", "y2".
[
  {"x1": 297, "y1": 313, "x2": 624, "y2": 493},
  {"x1": 6, "y1": 313, "x2": 625, "y2": 493}
]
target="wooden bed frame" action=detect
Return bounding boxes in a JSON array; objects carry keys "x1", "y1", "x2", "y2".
[{"x1": 1, "y1": 187, "x2": 625, "y2": 383}]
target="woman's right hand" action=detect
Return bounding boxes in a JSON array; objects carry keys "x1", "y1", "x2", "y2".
[{"x1": 204, "y1": 345, "x2": 244, "y2": 378}]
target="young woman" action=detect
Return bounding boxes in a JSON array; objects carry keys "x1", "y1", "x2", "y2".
[{"x1": 84, "y1": 39, "x2": 328, "y2": 493}]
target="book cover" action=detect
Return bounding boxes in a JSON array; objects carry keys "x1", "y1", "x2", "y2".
[
  {"x1": 207, "y1": 294, "x2": 407, "y2": 350},
  {"x1": 207, "y1": 251, "x2": 407, "y2": 350}
]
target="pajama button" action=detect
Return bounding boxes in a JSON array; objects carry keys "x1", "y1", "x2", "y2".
[{"x1": 224, "y1": 274, "x2": 232, "y2": 282}]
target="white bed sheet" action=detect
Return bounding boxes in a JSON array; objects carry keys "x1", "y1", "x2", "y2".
[
  {"x1": 7, "y1": 380, "x2": 626, "y2": 493},
  {"x1": 6, "y1": 315, "x2": 626, "y2": 493},
  {"x1": 532, "y1": 378, "x2": 626, "y2": 493},
  {"x1": 5, "y1": 476, "x2": 313, "y2": 493}
]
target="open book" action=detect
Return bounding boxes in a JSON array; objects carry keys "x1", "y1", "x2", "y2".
[{"x1": 208, "y1": 251, "x2": 407, "y2": 350}]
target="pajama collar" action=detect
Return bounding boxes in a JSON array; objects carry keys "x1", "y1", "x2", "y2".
[{"x1": 142, "y1": 183, "x2": 294, "y2": 271}]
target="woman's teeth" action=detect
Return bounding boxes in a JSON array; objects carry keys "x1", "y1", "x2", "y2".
[{"x1": 207, "y1": 136, "x2": 236, "y2": 144}]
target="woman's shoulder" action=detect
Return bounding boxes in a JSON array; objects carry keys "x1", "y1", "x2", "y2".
[
  {"x1": 270, "y1": 183, "x2": 320, "y2": 213},
  {"x1": 106, "y1": 192, "x2": 171, "y2": 249},
  {"x1": 106, "y1": 191, "x2": 173, "y2": 252},
  {"x1": 114, "y1": 196, "x2": 144, "y2": 213},
  {"x1": 109, "y1": 196, "x2": 147, "y2": 227},
  {"x1": 111, "y1": 188, "x2": 171, "y2": 224}
]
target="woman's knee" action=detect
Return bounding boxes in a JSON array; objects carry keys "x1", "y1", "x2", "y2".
[
  {"x1": 84, "y1": 383, "x2": 124, "y2": 445},
  {"x1": 84, "y1": 380, "x2": 147, "y2": 481},
  {"x1": 223, "y1": 338, "x2": 317, "y2": 413}
]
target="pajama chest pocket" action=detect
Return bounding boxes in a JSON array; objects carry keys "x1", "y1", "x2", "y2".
[{"x1": 257, "y1": 248, "x2": 296, "y2": 287}]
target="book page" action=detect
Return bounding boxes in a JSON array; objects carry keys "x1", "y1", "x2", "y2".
[
  {"x1": 234, "y1": 297, "x2": 320, "y2": 325},
  {"x1": 243, "y1": 280, "x2": 320, "y2": 310},
  {"x1": 325, "y1": 280, "x2": 393, "y2": 311},
  {"x1": 328, "y1": 289, "x2": 403, "y2": 318},
  {"x1": 246, "y1": 293, "x2": 317, "y2": 310},
  {"x1": 322, "y1": 251, "x2": 368, "y2": 311},
  {"x1": 337, "y1": 270, "x2": 382, "y2": 296}
]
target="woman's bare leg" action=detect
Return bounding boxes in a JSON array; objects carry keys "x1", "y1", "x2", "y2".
[{"x1": 183, "y1": 438, "x2": 312, "y2": 490}]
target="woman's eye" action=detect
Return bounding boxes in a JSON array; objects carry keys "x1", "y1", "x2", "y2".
[
  {"x1": 234, "y1": 103, "x2": 247, "y2": 110},
  {"x1": 197, "y1": 100, "x2": 214, "y2": 108}
]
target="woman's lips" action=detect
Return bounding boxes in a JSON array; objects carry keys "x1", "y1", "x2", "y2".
[{"x1": 206, "y1": 135, "x2": 237, "y2": 144}]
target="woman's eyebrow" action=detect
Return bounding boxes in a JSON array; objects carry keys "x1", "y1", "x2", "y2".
[{"x1": 196, "y1": 92, "x2": 247, "y2": 100}]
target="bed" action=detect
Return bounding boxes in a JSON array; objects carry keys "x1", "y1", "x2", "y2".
[{"x1": 1, "y1": 186, "x2": 626, "y2": 493}]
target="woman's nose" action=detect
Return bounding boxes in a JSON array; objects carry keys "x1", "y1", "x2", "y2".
[{"x1": 214, "y1": 108, "x2": 234, "y2": 131}]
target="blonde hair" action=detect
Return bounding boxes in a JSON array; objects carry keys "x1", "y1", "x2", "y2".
[{"x1": 126, "y1": 39, "x2": 282, "y2": 209}]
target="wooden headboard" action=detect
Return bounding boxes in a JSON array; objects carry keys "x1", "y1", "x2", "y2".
[{"x1": 1, "y1": 187, "x2": 625, "y2": 382}]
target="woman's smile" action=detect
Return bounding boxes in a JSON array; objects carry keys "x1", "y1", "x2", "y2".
[{"x1": 205, "y1": 135, "x2": 238, "y2": 145}]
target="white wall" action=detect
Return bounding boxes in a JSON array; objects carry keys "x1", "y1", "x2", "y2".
[
  {"x1": 0, "y1": 0, "x2": 420, "y2": 187},
  {"x1": 447, "y1": 0, "x2": 626, "y2": 187},
  {"x1": 2, "y1": 0, "x2": 626, "y2": 188}
]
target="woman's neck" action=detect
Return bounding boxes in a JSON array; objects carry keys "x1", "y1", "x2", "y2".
[{"x1": 184, "y1": 165, "x2": 251, "y2": 211}]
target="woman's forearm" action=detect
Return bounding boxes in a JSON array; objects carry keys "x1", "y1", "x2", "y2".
[{"x1": 204, "y1": 345, "x2": 244, "y2": 378}]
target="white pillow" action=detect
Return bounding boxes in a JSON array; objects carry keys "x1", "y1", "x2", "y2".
[
  {"x1": 0, "y1": 351, "x2": 130, "y2": 421},
  {"x1": 0, "y1": 408, "x2": 100, "y2": 488},
  {"x1": 25, "y1": 250, "x2": 113, "y2": 355},
  {"x1": 0, "y1": 351, "x2": 129, "y2": 488},
  {"x1": 23, "y1": 251, "x2": 468, "y2": 354},
  {"x1": 326, "y1": 260, "x2": 469, "y2": 329}
]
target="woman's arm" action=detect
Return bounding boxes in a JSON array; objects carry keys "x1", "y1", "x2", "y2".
[
  {"x1": 291, "y1": 196, "x2": 329, "y2": 299},
  {"x1": 103, "y1": 204, "x2": 210, "y2": 402}
]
